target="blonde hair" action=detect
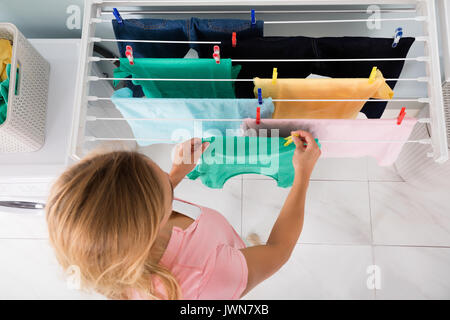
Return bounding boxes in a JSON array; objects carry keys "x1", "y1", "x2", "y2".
[{"x1": 46, "y1": 151, "x2": 181, "y2": 299}]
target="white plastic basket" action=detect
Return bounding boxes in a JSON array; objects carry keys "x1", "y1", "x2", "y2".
[{"x1": 0, "y1": 23, "x2": 50, "y2": 152}]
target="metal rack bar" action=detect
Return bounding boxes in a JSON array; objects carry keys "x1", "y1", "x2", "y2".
[
  {"x1": 88, "y1": 76, "x2": 429, "y2": 82},
  {"x1": 87, "y1": 97, "x2": 429, "y2": 102},
  {"x1": 86, "y1": 117, "x2": 431, "y2": 122},
  {"x1": 100, "y1": 9, "x2": 418, "y2": 15},
  {"x1": 92, "y1": 16, "x2": 426, "y2": 23},
  {"x1": 90, "y1": 38, "x2": 221, "y2": 44},
  {"x1": 84, "y1": 136, "x2": 432, "y2": 144},
  {"x1": 89, "y1": 56, "x2": 430, "y2": 62}
]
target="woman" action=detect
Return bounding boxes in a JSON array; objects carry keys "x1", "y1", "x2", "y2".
[{"x1": 46, "y1": 130, "x2": 321, "y2": 299}]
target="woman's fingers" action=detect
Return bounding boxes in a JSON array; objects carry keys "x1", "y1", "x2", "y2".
[
  {"x1": 190, "y1": 138, "x2": 203, "y2": 152},
  {"x1": 291, "y1": 130, "x2": 317, "y2": 151},
  {"x1": 189, "y1": 139, "x2": 209, "y2": 164},
  {"x1": 291, "y1": 133, "x2": 305, "y2": 151}
]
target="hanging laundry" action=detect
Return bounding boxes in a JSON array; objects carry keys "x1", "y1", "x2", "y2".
[
  {"x1": 199, "y1": 36, "x2": 315, "y2": 98},
  {"x1": 313, "y1": 36, "x2": 415, "y2": 118},
  {"x1": 111, "y1": 87, "x2": 274, "y2": 146},
  {"x1": 0, "y1": 39, "x2": 12, "y2": 82},
  {"x1": 254, "y1": 69, "x2": 393, "y2": 119},
  {"x1": 187, "y1": 136, "x2": 296, "y2": 188},
  {"x1": 204, "y1": 36, "x2": 414, "y2": 118},
  {"x1": 113, "y1": 58, "x2": 241, "y2": 98},
  {"x1": 112, "y1": 18, "x2": 191, "y2": 59},
  {"x1": 241, "y1": 117, "x2": 417, "y2": 166},
  {"x1": 112, "y1": 18, "x2": 263, "y2": 97},
  {"x1": 112, "y1": 18, "x2": 263, "y2": 58}
]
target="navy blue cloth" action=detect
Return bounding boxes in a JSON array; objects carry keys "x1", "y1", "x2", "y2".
[
  {"x1": 189, "y1": 18, "x2": 264, "y2": 54},
  {"x1": 112, "y1": 17, "x2": 264, "y2": 57}
]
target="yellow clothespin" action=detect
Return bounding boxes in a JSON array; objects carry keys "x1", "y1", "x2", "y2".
[
  {"x1": 283, "y1": 133, "x2": 299, "y2": 147},
  {"x1": 368, "y1": 66, "x2": 377, "y2": 83},
  {"x1": 272, "y1": 67, "x2": 278, "y2": 84}
]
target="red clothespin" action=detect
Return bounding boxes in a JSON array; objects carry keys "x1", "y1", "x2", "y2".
[
  {"x1": 397, "y1": 107, "x2": 406, "y2": 125},
  {"x1": 125, "y1": 45, "x2": 134, "y2": 65},
  {"x1": 213, "y1": 45, "x2": 220, "y2": 64},
  {"x1": 232, "y1": 32, "x2": 237, "y2": 48},
  {"x1": 256, "y1": 107, "x2": 261, "y2": 125}
]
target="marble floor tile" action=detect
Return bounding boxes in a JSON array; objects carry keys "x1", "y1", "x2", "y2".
[
  {"x1": 370, "y1": 182, "x2": 450, "y2": 246},
  {"x1": 243, "y1": 244, "x2": 374, "y2": 300},
  {"x1": 0, "y1": 239, "x2": 104, "y2": 299},
  {"x1": 367, "y1": 158, "x2": 404, "y2": 182},
  {"x1": 174, "y1": 176, "x2": 242, "y2": 235},
  {"x1": 242, "y1": 157, "x2": 368, "y2": 181},
  {"x1": 310, "y1": 157, "x2": 368, "y2": 181},
  {"x1": 373, "y1": 246, "x2": 450, "y2": 299},
  {"x1": 242, "y1": 180, "x2": 372, "y2": 245}
]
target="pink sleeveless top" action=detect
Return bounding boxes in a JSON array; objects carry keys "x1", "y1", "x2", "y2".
[{"x1": 131, "y1": 199, "x2": 248, "y2": 300}]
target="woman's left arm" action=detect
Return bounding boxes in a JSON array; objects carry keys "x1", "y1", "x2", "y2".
[{"x1": 169, "y1": 138, "x2": 210, "y2": 188}]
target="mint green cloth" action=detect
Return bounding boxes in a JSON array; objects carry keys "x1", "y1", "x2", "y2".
[
  {"x1": 0, "y1": 64, "x2": 11, "y2": 125},
  {"x1": 113, "y1": 58, "x2": 241, "y2": 98},
  {"x1": 187, "y1": 136, "x2": 296, "y2": 188}
]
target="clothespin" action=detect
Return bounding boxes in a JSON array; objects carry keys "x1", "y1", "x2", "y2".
[
  {"x1": 213, "y1": 45, "x2": 220, "y2": 64},
  {"x1": 232, "y1": 32, "x2": 237, "y2": 48},
  {"x1": 256, "y1": 88, "x2": 262, "y2": 124},
  {"x1": 113, "y1": 8, "x2": 123, "y2": 24},
  {"x1": 256, "y1": 106, "x2": 261, "y2": 125},
  {"x1": 251, "y1": 9, "x2": 256, "y2": 25},
  {"x1": 125, "y1": 45, "x2": 134, "y2": 65},
  {"x1": 272, "y1": 68, "x2": 278, "y2": 84},
  {"x1": 392, "y1": 27, "x2": 403, "y2": 48},
  {"x1": 397, "y1": 107, "x2": 406, "y2": 125},
  {"x1": 368, "y1": 66, "x2": 377, "y2": 83}
]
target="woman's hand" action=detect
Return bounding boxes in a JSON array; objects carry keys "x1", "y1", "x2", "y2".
[
  {"x1": 169, "y1": 138, "x2": 210, "y2": 187},
  {"x1": 290, "y1": 130, "x2": 321, "y2": 182}
]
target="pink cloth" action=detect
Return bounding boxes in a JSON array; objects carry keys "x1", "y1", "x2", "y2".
[
  {"x1": 132, "y1": 199, "x2": 247, "y2": 300},
  {"x1": 241, "y1": 118, "x2": 417, "y2": 166}
]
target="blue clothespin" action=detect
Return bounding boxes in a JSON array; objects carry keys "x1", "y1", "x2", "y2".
[
  {"x1": 251, "y1": 9, "x2": 256, "y2": 25},
  {"x1": 113, "y1": 8, "x2": 123, "y2": 24},
  {"x1": 392, "y1": 27, "x2": 403, "y2": 48},
  {"x1": 256, "y1": 88, "x2": 262, "y2": 124}
]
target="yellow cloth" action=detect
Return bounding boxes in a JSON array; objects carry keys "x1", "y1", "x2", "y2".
[
  {"x1": 0, "y1": 39, "x2": 12, "y2": 81},
  {"x1": 254, "y1": 70, "x2": 394, "y2": 119}
]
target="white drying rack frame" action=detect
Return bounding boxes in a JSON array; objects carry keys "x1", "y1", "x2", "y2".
[{"x1": 71, "y1": 0, "x2": 449, "y2": 163}]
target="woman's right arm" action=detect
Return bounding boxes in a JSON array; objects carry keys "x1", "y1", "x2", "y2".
[{"x1": 239, "y1": 130, "x2": 321, "y2": 297}]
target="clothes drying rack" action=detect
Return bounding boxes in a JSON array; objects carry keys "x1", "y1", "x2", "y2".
[{"x1": 71, "y1": 0, "x2": 449, "y2": 163}]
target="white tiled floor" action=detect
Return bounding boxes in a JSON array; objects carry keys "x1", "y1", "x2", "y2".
[{"x1": 1, "y1": 156, "x2": 450, "y2": 299}]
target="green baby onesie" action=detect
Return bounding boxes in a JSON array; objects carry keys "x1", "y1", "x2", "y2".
[
  {"x1": 113, "y1": 58, "x2": 241, "y2": 98},
  {"x1": 187, "y1": 136, "x2": 297, "y2": 188}
]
